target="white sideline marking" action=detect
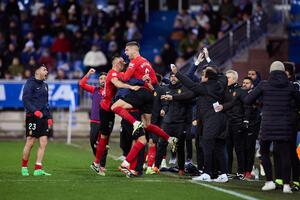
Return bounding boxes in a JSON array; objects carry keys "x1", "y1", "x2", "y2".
[
  {"x1": 67, "y1": 143, "x2": 259, "y2": 200},
  {"x1": 190, "y1": 181, "x2": 260, "y2": 200}
]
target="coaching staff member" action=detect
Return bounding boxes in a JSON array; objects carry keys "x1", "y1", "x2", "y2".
[{"x1": 21, "y1": 64, "x2": 52, "y2": 176}]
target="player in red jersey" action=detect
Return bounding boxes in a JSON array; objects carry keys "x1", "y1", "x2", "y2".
[
  {"x1": 110, "y1": 42, "x2": 177, "y2": 175},
  {"x1": 90, "y1": 56, "x2": 140, "y2": 176}
]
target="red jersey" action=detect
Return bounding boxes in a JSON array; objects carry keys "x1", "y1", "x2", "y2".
[
  {"x1": 100, "y1": 69, "x2": 119, "y2": 111},
  {"x1": 121, "y1": 56, "x2": 158, "y2": 87}
]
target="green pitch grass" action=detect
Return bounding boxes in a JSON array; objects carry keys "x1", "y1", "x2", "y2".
[{"x1": 0, "y1": 139, "x2": 299, "y2": 200}]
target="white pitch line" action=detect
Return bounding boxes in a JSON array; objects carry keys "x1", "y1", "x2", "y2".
[
  {"x1": 190, "y1": 180, "x2": 260, "y2": 200},
  {"x1": 67, "y1": 143, "x2": 260, "y2": 200}
]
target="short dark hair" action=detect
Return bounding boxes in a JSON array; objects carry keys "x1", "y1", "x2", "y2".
[
  {"x1": 99, "y1": 72, "x2": 107, "y2": 76},
  {"x1": 204, "y1": 68, "x2": 218, "y2": 80},
  {"x1": 125, "y1": 41, "x2": 140, "y2": 48},
  {"x1": 283, "y1": 61, "x2": 295, "y2": 77},
  {"x1": 243, "y1": 77, "x2": 253, "y2": 83}
]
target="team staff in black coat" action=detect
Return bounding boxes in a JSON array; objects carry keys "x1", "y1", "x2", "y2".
[
  {"x1": 21, "y1": 64, "x2": 53, "y2": 176},
  {"x1": 219, "y1": 70, "x2": 248, "y2": 179},
  {"x1": 155, "y1": 73, "x2": 193, "y2": 176},
  {"x1": 170, "y1": 52, "x2": 229, "y2": 182},
  {"x1": 244, "y1": 61, "x2": 300, "y2": 193},
  {"x1": 241, "y1": 77, "x2": 261, "y2": 180}
]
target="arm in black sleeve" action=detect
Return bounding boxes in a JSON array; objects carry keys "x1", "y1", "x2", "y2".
[
  {"x1": 175, "y1": 72, "x2": 207, "y2": 95},
  {"x1": 244, "y1": 82, "x2": 263, "y2": 105},
  {"x1": 172, "y1": 88, "x2": 195, "y2": 101},
  {"x1": 22, "y1": 81, "x2": 37, "y2": 113}
]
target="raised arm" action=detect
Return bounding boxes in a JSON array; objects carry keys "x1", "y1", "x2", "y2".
[{"x1": 79, "y1": 68, "x2": 96, "y2": 93}]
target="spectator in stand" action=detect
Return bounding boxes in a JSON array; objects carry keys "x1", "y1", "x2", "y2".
[
  {"x1": 107, "y1": 40, "x2": 120, "y2": 61},
  {"x1": 51, "y1": 32, "x2": 72, "y2": 62},
  {"x1": 0, "y1": 57, "x2": 4, "y2": 78},
  {"x1": 83, "y1": 44, "x2": 108, "y2": 73},
  {"x1": 175, "y1": 9, "x2": 192, "y2": 30},
  {"x1": 8, "y1": 57, "x2": 24, "y2": 79},
  {"x1": 5, "y1": 0, "x2": 20, "y2": 21},
  {"x1": 160, "y1": 42, "x2": 178, "y2": 70},
  {"x1": 30, "y1": 0, "x2": 45, "y2": 16},
  {"x1": 0, "y1": 32, "x2": 6, "y2": 56},
  {"x1": 175, "y1": 56, "x2": 186, "y2": 70},
  {"x1": 55, "y1": 68, "x2": 67, "y2": 80},
  {"x1": 195, "y1": 9, "x2": 210, "y2": 29},
  {"x1": 51, "y1": 7, "x2": 67, "y2": 34},
  {"x1": 237, "y1": 0, "x2": 253, "y2": 21},
  {"x1": 218, "y1": 18, "x2": 232, "y2": 39},
  {"x1": 21, "y1": 40, "x2": 37, "y2": 66},
  {"x1": 170, "y1": 18, "x2": 185, "y2": 41},
  {"x1": 3, "y1": 43, "x2": 19, "y2": 68},
  {"x1": 124, "y1": 21, "x2": 142, "y2": 42},
  {"x1": 152, "y1": 55, "x2": 167, "y2": 76},
  {"x1": 39, "y1": 49, "x2": 56, "y2": 73},
  {"x1": 32, "y1": 7, "x2": 51, "y2": 39},
  {"x1": 179, "y1": 29, "x2": 199, "y2": 59},
  {"x1": 25, "y1": 57, "x2": 37, "y2": 73},
  {"x1": 219, "y1": 0, "x2": 237, "y2": 19}
]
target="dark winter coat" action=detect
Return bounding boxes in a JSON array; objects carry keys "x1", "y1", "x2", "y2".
[{"x1": 244, "y1": 71, "x2": 300, "y2": 141}]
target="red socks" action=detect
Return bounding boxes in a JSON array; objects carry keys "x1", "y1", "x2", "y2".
[
  {"x1": 147, "y1": 146, "x2": 156, "y2": 167},
  {"x1": 145, "y1": 124, "x2": 169, "y2": 141},
  {"x1": 34, "y1": 164, "x2": 42, "y2": 170},
  {"x1": 126, "y1": 141, "x2": 145, "y2": 163},
  {"x1": 22, "y1": 159, "x2": 28, "y2": 167},
  {"x1": 129, "y1": 158, "x2": 138, "y2": 170},
  {"x1": 112, "y1": 106, "x2": 136, "y2": 124},
  {"x1": 94, "y1": 137, "x2": 108, "y2": 164}
]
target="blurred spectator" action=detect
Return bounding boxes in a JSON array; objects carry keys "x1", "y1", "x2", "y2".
[
  {"x1": 32, "y1": 7, "x2": 51, "y2": 39},
  {"x1": 179, "y1": 30, "x2": 199, "y2": 59},
  {"x1": 175, "y1": 9, "x2": 192, "y2": 30},
  {"x1": 21, "y1": 40, "x2": 37, "y2": 66},
  {"x1": 195, "y1": 9, "x2": 210, "y2": 29},
  {"x1": 0, "y1": 32, "x2": 6, "y2": 56},
  {"x1": 124, "y1": 21, "x2": 142, "y2": 42},
  {"x1": 160, "y1": 42, "x2": 178, "y2": 68},
  {"x1": 175, "y1": 56, "x2": 186, "y2": 69},
  {"x1": 5, "y1": 0, "x2": 20, "y2": 21},
  {"x1": 219, "y1": 0, "x2": 236, "y2": 19},
  {"x1": 218, "y1": 18, "x2": 232, "y2": 39},
  {"x1": 8, "y1": 57, "x2": 23, "y2": 78},
  {"x1": 39, "y1": 49, "x2": 56, "y2": 72},
  {"x1": 170, "y1": 18, "x2": 185, "y2": 41},
  {"x1": 51, "y1": 32, "x2": 72, "y2": 62},
  {"x1": 51, "y1": 7, "x2": 67, "y2": 33},
  {"x1": 107, "y1": 40, "x2": 120, "y2": 61},
  {"x1": 237, "y1": 0, "x2": 253, "y2": 20},
  {"x1": 83, "y1": 44, "x2": 108, "y2": 72},
  {"x1": 3, "y1": 43, "x2": 19, "y2": 68},
  {"x1": 152, "y1": 55, "x2": 167, "y2": 76},
  {"x1": 56, "y1": 68, "x2": 67, "y2": 80},
  {"x1": 30, "y1": 0, "x2": 45, "y2": 16},
  {"x1": 72, "y1": 30, "x2": 89, "y2": 60},
  {"x1": 0, "y1": 57, "x2": 4, "y2": 78}
]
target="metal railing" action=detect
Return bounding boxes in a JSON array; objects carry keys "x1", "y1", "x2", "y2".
[{"x1": 179, "y1": 15, "x2": 268, "y2": 74}]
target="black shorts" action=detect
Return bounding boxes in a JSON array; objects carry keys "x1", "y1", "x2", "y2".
[
  {"x1": 99, "y1": 107, "x2": 115, "y2": 136},
  {"x1": 25, "y1": 116, "x2": 49, "y2": 138},
  {"x1": 123, "y1": 88, "x2": 153, "y2": 114}
]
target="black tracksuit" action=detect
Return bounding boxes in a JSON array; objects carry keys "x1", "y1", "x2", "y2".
[
  {"x1": 155, "y1": 82, "x2": 193, "y2": 170},
  {"x1": 175, "y1": 72, "x2": 228, "y2": 176},
  {"x1": 223, "y1": 83, "x2": 248, "y2": 174}
]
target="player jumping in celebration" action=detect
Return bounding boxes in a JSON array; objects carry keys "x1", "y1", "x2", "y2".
[
  {"x1": 21, "y1": 64, "x2": 53, "y2": 176},
  {"x1": 110, "y1": 42, "x2": 177, "y2": 174},
  {"x1": 90, "y1": 56, "x2": 140, "y2": 176}
]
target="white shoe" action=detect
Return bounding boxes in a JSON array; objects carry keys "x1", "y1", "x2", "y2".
[
  {"x1": 160, "y1": 158, "x2": 168, "y2": 169},
  {"x1": 262, "y1": 181, "x2": 276, "y2": 191},
  {"x1": 98, "y1": 167, "x2": 105, "y2": 176},
  {"x1": 192, "y1": 173, "x2": 212, "y2": 182},
  {"x1": 283, "y1": 184, "x2": 293, "y2": 194},
  {"x1": 168, "y1": 137, "x2": 178, "y2": 152},
  {"x1": 133, "y1": 121, "x2": 143, "y2": 135},
  {"x1": 117, "y1": 155, "x2": 125, "y2": 161},
  {"x1": 213, "y1": 174, "x2": 229, "y2": 183},
  {"x1": 168, "y1": 157, "x2": 177, "y2": 165}
]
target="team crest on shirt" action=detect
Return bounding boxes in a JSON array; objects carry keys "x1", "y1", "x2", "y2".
[
  {"x1": 154, "y1": 91, "x2": 157, "y2": 96},
  {"x1": 177, "y1": 89, "x2": 181, "y2": 94},
  {"x1": 112, "y1": 72, "x2": 117, "y2": 77},
  {"x1": 129, "y1": 63, "x2": 134, "y2": 68}
]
